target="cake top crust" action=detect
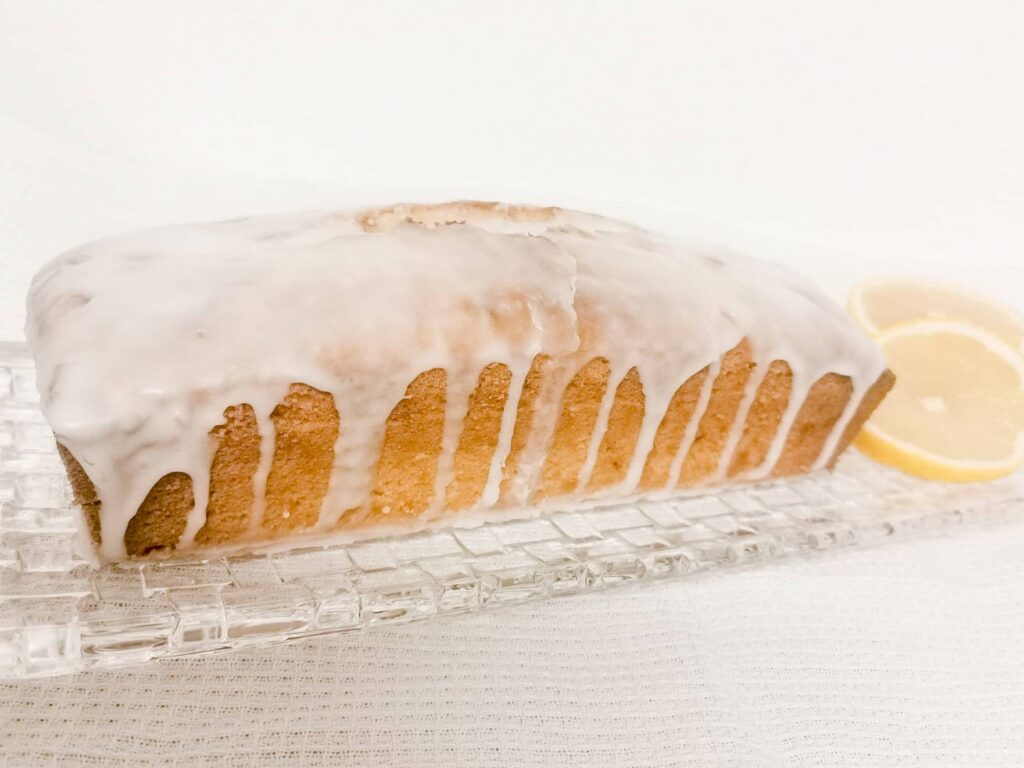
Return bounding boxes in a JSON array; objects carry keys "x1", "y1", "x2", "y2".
[
  {"x1": 26, "y1": 201, "x2": 886, "y2": 560},
  {"x1": 28, "y1": 201, "x2": 880, "y2": 438}
]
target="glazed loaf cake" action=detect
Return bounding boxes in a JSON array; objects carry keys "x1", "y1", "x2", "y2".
[{"x1": 27, "y1": 202, "x2": 894, "y2": 563}]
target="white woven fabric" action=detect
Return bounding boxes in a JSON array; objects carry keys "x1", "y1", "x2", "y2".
[
  {"x1": 3, "y1": 527, "x2": 1024, "y2": 767},
  {"x1": 2, "y1": 2, "x2": 1024, "y2": 764}
]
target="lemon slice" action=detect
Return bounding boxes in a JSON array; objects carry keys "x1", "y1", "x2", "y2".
[
  {"x1": 849, "y1": 278, "x2": 1024, "y2": 355},
  {"x1": 854, "y1": 320, "x2": 1024, "y2": 482}
]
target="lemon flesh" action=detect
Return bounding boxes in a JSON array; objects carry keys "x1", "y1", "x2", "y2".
[
  {"x1": 850, "y1": 278, "x2": 1024, "y2": 356},
  {"x1": 855, "y1": 320, "x2": 1024, "y2": 482}
]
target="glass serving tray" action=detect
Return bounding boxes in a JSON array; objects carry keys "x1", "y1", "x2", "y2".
[{"x1": 1, "y1": 341, "x2": 1021, "y2": 680}]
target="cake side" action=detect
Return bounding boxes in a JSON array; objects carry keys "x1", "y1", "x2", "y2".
[
  {"x1": 54, "y1": 346, "x2": 894, "y2": 557},
  {"x1": 27, "y1": 202, "x2": 892, "y2": 561}
]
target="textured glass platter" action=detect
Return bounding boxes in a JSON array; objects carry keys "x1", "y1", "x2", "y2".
[{"x1": 1, "y1": 341, "x2": 1022, "y2": 680}]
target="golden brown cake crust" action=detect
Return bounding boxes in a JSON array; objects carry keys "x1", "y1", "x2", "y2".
[
  {"x1": 262, "y1": 384, "x2": 340, "y2": 533},
  {"x1": 772, "y1": 373, "x2": 854, "y2": 477},
  {"x1": 367, "y1": 369, "x2": 447, "y2": 522},
  {"x1": 358, "y1": 201, "x2": 559, "y2": 233},
  {"x1": 587, "y1": 367, "x2": 645, "y2": 492},
  {"x1": 679, "y1": 340, "x2": 757, "y2": 486},
  {"x1": 123, "y1": 472, "x2": 194, "y2": 557},
  {"x1": 637, "y1": 367, "x2": 711, "y2": 491},
  {"x1": 535, "y1": 357, "x2": 612, "y2": 500},
  {"x1": 445, "y1": 363, "x2": 513, "y2": 511},
  {"x1": 195, "y1": 404, "x2": 261, "y2": 546},
  {"x1": 827, "y1": 369, "x2": 897, "y2": 468},
  {"x1": 727, "y1": 361, "x2": 793, "y2": 477}
]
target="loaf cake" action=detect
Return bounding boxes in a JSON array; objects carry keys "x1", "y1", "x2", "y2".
[{"x1": 26, "y1": 202, "x2": 894, "y2": 563}]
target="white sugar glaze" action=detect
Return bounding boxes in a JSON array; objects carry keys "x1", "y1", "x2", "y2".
[{"x1": 25, "y1": 202, "x2": 886, "y2": 561}]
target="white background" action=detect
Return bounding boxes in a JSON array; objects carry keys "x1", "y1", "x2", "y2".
[
  {"x1": 3, "y1": 0, "x2": 1023, "y2": 330},
  {"x1": 2, "y1": 2, "x2": 1024, "y2": 766}
]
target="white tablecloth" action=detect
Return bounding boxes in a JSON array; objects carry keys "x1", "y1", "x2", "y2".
[{"x1": 2, "y1": 3, "x2": 1023, "y2": 765}]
